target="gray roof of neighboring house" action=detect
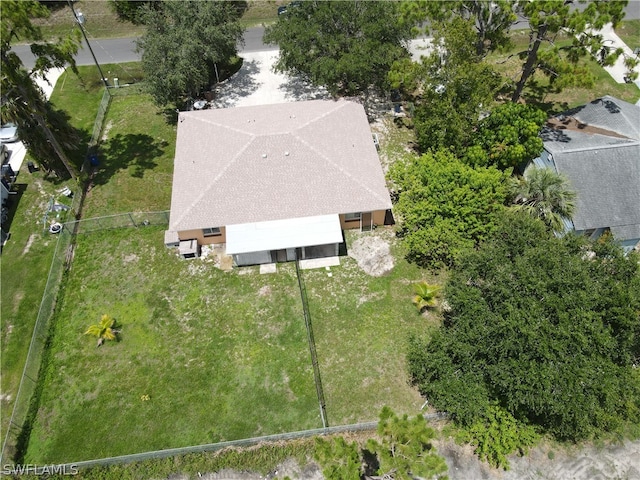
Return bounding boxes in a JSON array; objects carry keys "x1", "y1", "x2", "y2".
[
  {"x1": 541, "y1": 96, "x2": 640, "y2": 240},
  {"x1": 168, "y1": 100, "x2": 391, "y2": 232},
  {"x1": 561, "y1": 95, "x2": 640, "y2": 141}
]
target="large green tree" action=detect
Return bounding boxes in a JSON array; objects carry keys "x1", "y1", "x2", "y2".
[
  {"x1": 137, "y1": 0, "x2": 244, "y2": 107},
  {"x1": 464, "y1": 102, "x2": 547, "y2": 171},
  {"x1": 390, "y1": 149, "x2": 510, "y2": 269},
  {"x1": 401, "y1": 0, "x2": 516, "y2": 57},
  {"x1": 408, "y1": 211, "x2": 640, "y2": 441},
  {"x1": 398, "y1": 18, "x2": 500, "y2": 155},
  {"x1": 1, "y1": 0, "x2": 81, "y2": 179},
  {"x1": 263, "y1": 1, "x2": 412, "y2": 96},
  {"x1": 511, "y1": 0, "x2": 628, "y2": 102}
]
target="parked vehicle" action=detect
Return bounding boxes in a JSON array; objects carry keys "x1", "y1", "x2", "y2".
[{"x1": 0, "y1": 123, "x2": 18, "y2": 143}]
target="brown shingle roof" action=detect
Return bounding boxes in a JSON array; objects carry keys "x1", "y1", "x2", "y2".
[{"x1": 168, "y1": 100, "x2": 391, "y2": 232}]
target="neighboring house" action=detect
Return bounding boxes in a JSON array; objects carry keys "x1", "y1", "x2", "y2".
[
  {"x1": 529, "y1": 95, "x2": 640, "y2": 252},
  {"x1": 165, "y1": 100, "x2": 392, "y2": 266}
]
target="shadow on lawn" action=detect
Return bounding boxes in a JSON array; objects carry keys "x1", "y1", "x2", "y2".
[{"x1": 92, "y1": 133, "x2": 167, "y2": 185}]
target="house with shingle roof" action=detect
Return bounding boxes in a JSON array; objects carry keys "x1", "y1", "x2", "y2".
[
  {"x1": 165, "y1": 99, "x2": 392, "y2": 265},
  {"x1": 529, "y1": 95, "x2": 640, "y2": 252}
]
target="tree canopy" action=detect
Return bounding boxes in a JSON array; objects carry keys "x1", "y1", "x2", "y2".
[
  {"x1": 1, "y1": 0, "x2": 81, "y2": 179},
  {"x1": 137, "y1": 0, "x2": 244, "y2": 107},
  {"x1": 263, "y1": 0, "x2": 413, "y2": 96},
  {"x1": 399, "y1": 17, "x2": 501, "y2": 155},
  {"x1": 401, "y1": 0, "x2": 516, "y2": 57},
  {"x1": 464, "y1": 102, "x2": 547, "y2": 171},
  {"x1": 390, "y1": 149, "x2": 510, "y2": 269},
  {"x1": 408, "y1": 212, "x2": 640, "y2": 441},
  {"x1": 511, "y1": 0, "x2": 628, "y2": 102}
]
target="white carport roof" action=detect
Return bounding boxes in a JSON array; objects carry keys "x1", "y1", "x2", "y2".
[{"x1": 225, "y1": 214, "x2": 343, "y2": 255}]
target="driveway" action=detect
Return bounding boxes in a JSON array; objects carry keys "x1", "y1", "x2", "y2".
[{"x1": 210, "y1": 50, "x2": 330, "y2": 108}]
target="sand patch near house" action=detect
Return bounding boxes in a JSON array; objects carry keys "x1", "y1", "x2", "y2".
[{"x1": 348, "y1": 234, "x2": 394, "y2": 276}]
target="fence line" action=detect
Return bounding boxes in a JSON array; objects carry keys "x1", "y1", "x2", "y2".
[
  {"x1": 65, "y1": 210, "x2": 170, "y2": 234},
  {"x1": 295, "y1": 256, "x2": 328, "y2": 429},
  {"x1": 15, "y1": 413, "x2": 448, "y2": 475}
]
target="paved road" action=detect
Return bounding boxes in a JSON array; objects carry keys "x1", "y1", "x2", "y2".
[
  {"x1": 13, "y1": 26, "x2": 269, "y2": 70},
  {"x1": 12, "y1": 1, "x2": 640, "y2": 70}
]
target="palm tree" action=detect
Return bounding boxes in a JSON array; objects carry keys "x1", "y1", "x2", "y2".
[
  {"x1": 85, "y1": 315, "x2": 120, "y2": 346},
  {"x1": 510, "y1": 167, "x2": 576, "y2": 233},
  {"x1": 412, "y1": 281, "x2": 441, "y2": 312}
]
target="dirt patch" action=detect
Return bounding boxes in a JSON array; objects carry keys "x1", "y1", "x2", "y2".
[
  {"x1": 22, "y1": 233, "x2": 36, "y2": 255},
  {"x1": 348, "y1": 234, "x2": 394, "y2": 276},
  {"x1": 123, "y1": 253, "x2": 139, "y2": 263},
  {"x1": 101, "y1": 120, "x2": 113, "y2": 141},
  {"x1": 258, "y1": 285, "x2": 272, "y2": 297},
  {"x1": 191, "y1": 438, "x2": 640, "y2": 480},
  {"x1": 439, "y1": 437, "x2": 640, "y2": 480}
]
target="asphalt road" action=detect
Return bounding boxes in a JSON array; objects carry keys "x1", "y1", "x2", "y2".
[
  {"x1": 13, "y1": 26, "x2": 269, "y2": 70},
  {"x1": 12, "y1": 1, "x2": 640, "y2": 70}
]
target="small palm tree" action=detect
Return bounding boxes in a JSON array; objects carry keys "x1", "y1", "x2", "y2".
[
  {"x1": 85, "y1": 314, "x2": 120, "y2": 347},
  {"x1": 510, "y1": 167, "x2": 576, "y2": 233},
  {"x1": 412, "y1": 281, "x2": 441, "y2": 312}
]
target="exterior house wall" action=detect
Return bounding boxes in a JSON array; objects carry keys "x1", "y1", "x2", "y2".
[
  {"x1": 339, "y1": 210, "x2": 387, "y2": 230},
  {"x1": 178, "y1": 227, "x2": 226, "y2": 245}
]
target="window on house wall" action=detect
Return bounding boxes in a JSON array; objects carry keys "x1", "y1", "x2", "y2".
[
  {"x1": 584, "y1": 228, "x2": 596, "y2": 238},
  {"x1": 344, "y1": 212, "x2": 361, "y2": 222},
  {"x1": 202, "y1": 227, "x2": 221, "y2": 237}
]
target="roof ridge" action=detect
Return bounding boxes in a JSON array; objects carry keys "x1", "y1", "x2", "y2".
[
  {"x1": 292, "y1": 131, "x2": 390, "y2": 206},
  {"x1": 171, "y1": 134, "x2": 256, "y2": 229},
  {"x1": 552, "y1": 140, "x2": 639, "y2": 154}
]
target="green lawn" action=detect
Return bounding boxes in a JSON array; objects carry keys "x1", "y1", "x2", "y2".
[
  {"x1": 306, "y1": 229, "x2": 440, "y2": 425},
  {"x1": 24, "y1": 226, "x2": 432, "y2": 464},
  {"x1": 1, "y1": 65, "x2": 107, "y2": 445},
  {"x1": 0, "y1": 171, "x2": 61, "y2": 444},
  {"x1": 81, "y1": 92, "x2": 176, "y2": 217},
  {"x1": 24, "y1": 226, "x2": 319, "y2": 463},
  {"x1": 616, "y1": 19, "x2": 640, "y2": 50}
]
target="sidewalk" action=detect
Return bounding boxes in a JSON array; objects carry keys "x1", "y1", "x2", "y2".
[{"x1": 588, "y1": 23, "x2": 640, "y2": 91}]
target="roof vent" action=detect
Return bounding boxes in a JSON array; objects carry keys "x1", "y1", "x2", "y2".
[
  {"x1": 284, "y1": 151, "x2": 290, "y2": 156},
  {"x1": 262, "y1": 153, "x2": 267, "y2": 158}
]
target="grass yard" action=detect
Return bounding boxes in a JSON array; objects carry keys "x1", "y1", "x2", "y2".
[
  {"x1": 82, "y1": 91, "x2": 176, "y2": 218},
  {"x1": 29, "y1": 0, "x2": 280, "y2": 41},
  {"x1": 305, "y1": 229, "x2": 442, "y2": 425},
  {"x1": 1, "y1": 65, "x2": 108, "y2": 444},
  {"x1": 24, "y1": 226, "x2": 319, "y2": 463},
  {"x1": 30, "y1": 1, "x2": 146, "y2": 41},
  {"x1": 616, "y1": 19, "x2": 640, "y2": 50},
  {"x1": 0, "y1": 171, "x2": 66, "y2": 443}
]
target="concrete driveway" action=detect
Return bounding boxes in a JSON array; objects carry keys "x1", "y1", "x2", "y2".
[{"x1": 210, "y1": 50, "x2": 330, "y2": 108}]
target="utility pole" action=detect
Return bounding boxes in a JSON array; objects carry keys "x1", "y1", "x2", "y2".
[{"x1": 67, "y1": 0, "x2": 110, "y2": 90}]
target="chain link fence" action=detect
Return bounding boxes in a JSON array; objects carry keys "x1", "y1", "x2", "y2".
[
  {"x1": 295, "y1": 256, "x2": 328, "y2": 429},
  {"x1": 1, "y1": 225, "x2": 74, "y2": 465},
  {"x1": 68, "y1": 210, "x2": 169, "y2": 234}
]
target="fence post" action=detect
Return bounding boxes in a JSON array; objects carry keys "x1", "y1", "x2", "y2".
[{"x1": 128, "y1": 213, "x2": 137, "y2": 228}]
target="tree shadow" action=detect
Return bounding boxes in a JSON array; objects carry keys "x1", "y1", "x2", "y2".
[
  {"x1": 91, "y1": 133, "x2": 166, "y2": 185},
  {"x1": 280, "y1": 74, "x2": 330, "y2": 102},
  {"x1": 210, "y1": 58, "x2": 261, "y2": 108}
]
